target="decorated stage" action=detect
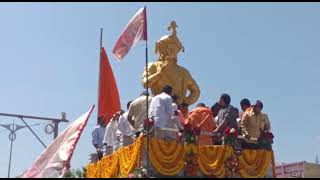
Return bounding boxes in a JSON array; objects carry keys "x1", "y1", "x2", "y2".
[{"x1": 86, "y1": 135, "x2": 274, "y2": 178}]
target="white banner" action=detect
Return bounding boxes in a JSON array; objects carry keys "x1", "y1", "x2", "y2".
[{"x1": 17, "y1": 105, "x2": 95, "y2": 178}]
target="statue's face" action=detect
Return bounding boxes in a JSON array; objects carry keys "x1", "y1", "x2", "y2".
[
  {"x1": 167, "y1": 43, "x2": 181, "y2": 59},
  {"x1": 159, "y1": 46, "x2": 177, "y2": 59},
  {"x1": 157, "y1": 40, "x2": 180, "y2": 61}
]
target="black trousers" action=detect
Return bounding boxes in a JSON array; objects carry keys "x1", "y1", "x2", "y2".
[{"x1": 242, "y1": 142, "x2": 260, "y2": 149}]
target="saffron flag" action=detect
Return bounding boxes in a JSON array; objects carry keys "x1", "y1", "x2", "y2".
[
  {"x1": 17, "y1": 105, "x2": 95, "y2": 178},
  {"x1": 98, "y1": 47, "x2": 121, "y2": 124},
  {"x1": 112, "y1": 6, "x2": 147, "y2": 61}
]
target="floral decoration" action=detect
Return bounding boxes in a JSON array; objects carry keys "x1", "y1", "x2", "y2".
[
  {"x1": 223, "y1": 127, "x2": 238, "y2": 147},
  {"x1": 224, "y1": 155, "x2": 240, "y2": 177},
  {"x1": 128, "y1": 165, "x2": 148, "y2": 178}
]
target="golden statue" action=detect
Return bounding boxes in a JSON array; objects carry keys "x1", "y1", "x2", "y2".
[{"x1": 141, "y1": 21, "x2": 200, "y2": 105}]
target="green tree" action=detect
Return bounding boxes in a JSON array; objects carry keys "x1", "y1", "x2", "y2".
[{"x1": 64, "y1": 167, "x2": 87, "y2": 178}]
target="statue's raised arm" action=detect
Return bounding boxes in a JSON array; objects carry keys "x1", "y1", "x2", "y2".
[{"x1": 141, "y1": 21, "x2": 200, "y2": 105}]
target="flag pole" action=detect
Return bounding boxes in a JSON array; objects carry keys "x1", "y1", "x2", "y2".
[
  {"x1": 145, "y1": 39, "x2": 151, "y2": 177},
  {"x1": 143, "y1": 5, "x2": 151, "y2": 177},
  {"x1": 97, "y1": 28, "x2": 103, "y2": 123}
]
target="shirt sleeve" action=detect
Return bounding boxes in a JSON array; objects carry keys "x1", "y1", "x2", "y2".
[
  {"x1": 148, "y1": 98, "x2": 154, "y2": 118},
  {"x1": 92, "y1": 128, "x2": 99, "y2": 146},
  {"x1": 117, "y1": 115, "x2": 125, "y2": 134},
  {"x1": 103, "y1": 120, "x2": 117, "y2": 145},
  {"x1": 172, "y1": 115, "x2": 184, "y2": 130},
  {"x1": 172, "y1": 104, "x2": 178, "y2": 112},
  {"x1": 166, "y1": 96, "x2": 174, "y2": 118},
  {"x1": 127, "y1": 101, "x2": 135, "y2": 117},
  {"x1": 103, "y1": 125, "x2": 109, "y2": 145},
  {"x1": 224, "y1": 106, "x2": 236, "y2": 124},
  {"x1": 241, "y1": 112, "x2": 249, "y2": 136},
  {"x1": 264, "y1": 114, "x2": 271, "y2": 132}
]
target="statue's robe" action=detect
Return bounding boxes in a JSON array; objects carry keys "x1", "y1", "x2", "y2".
[{"x1": 142, "y1": 60, "x2": 200, "y2": 105}]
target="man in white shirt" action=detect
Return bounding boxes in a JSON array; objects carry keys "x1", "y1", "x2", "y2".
[
  {"x1": 163, "y1": 94, "x2": 184, "y2": 141},
  {"x1": 117, "y1": 101, "x2": 135, "y2": 146},
  {"x1": 103, "y1": 102, "x2": 136, "y2": 155},
  {"x1": 92, "y1": 116, "x2": 106, "y2": 161},
  {"x1": 127, "y1": 91, "x2": 152, "y2": 133},
  {"x1": 103, "y1": 112, "x2": 120, "y2": 155},
  {"x1": 149, "y1": 85, "x2": 175, "y2": 140}
]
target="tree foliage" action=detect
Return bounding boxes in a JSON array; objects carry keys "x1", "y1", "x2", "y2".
[{"x1": 64, "y1": 167, "x2": 86, "y2": 178}]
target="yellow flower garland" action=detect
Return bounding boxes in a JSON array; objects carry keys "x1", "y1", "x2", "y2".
[
  {"x1": 100, "y1": 152, "x2": 119, "y2": 178},
  {"x1": 86, "y1": 136, "x2": 272, "y2": 178},
  {"x1": 118, "y1": 136, "x2": 143, "y2": 177},
  {"x1": 86, "y1": 163, "x2": 99, "y2": 178},
  {"x1": 86, "y1": 136, "x2": 143, "y2": 178}
]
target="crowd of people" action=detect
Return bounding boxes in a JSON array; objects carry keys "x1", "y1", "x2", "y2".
[{"x1": 91, "y1": 85, "x2": 272, "y2": 160}]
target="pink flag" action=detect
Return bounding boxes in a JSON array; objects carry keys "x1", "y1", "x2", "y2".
[
  {"x1": 17, "y1": 105, "x2": 95, "y2": 178},
  {"x1": 112, "y1": 6, "x2": 147, "y2": 61}
]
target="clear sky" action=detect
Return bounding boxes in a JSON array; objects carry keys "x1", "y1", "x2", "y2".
[{"x1": 0, "y1": 2, "x2": 320, "y2": 177}]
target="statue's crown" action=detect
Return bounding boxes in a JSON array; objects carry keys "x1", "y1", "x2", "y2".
[{"x1": 155, "y1": 21, "x2": 185, "y2": 56}]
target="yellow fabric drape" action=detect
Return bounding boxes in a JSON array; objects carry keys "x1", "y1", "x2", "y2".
[
  {"x1": 144, "y1": 138, "x2": 185, "y2": 176},
  {"x1": 197, "y1": 145, "x2": 233, "y2": 177},
  {"x1": 86, "y1": 136, "x2": 272, "y2": 178},
  {"x1": 238, "y1": 149, "x2": 272, "y2": 178}
]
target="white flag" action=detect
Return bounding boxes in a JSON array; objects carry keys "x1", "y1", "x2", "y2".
[
  {"x1": 112, "y1": 6, "x2": 147, "y2": 61},
  {"x1": 17, "y1": 105, "x2": 95, "y2": 178}
]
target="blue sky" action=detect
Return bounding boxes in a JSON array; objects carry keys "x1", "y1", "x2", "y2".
[{"x1": 0, "y1": 2, "x2": 320, "y2": 177}]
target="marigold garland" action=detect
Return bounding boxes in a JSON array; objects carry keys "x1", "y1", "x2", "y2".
[
  {"x1": 99, "y1": 151, "x2": 119, "y2": 178},
  {"x1": 184, "y1": 144, "x2": 198, "y2": 176},
  {"x1": 86, "y1": 136, "x2": 272, "y2": 178},
  {"x1": 86, "y1": 163, "x2": 99, "y2": 178},
  {"x1": 118, "y1": 136, "x2": 143, "y2": 177}
]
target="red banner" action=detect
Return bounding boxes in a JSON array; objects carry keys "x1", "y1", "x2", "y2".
[{"x1": 98, "y1": 47, "x2": 121, "y2": 124}]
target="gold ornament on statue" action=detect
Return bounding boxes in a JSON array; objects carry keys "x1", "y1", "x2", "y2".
[{"x1": 141, "y1": 21, "x2": 200, "y2": 105}]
